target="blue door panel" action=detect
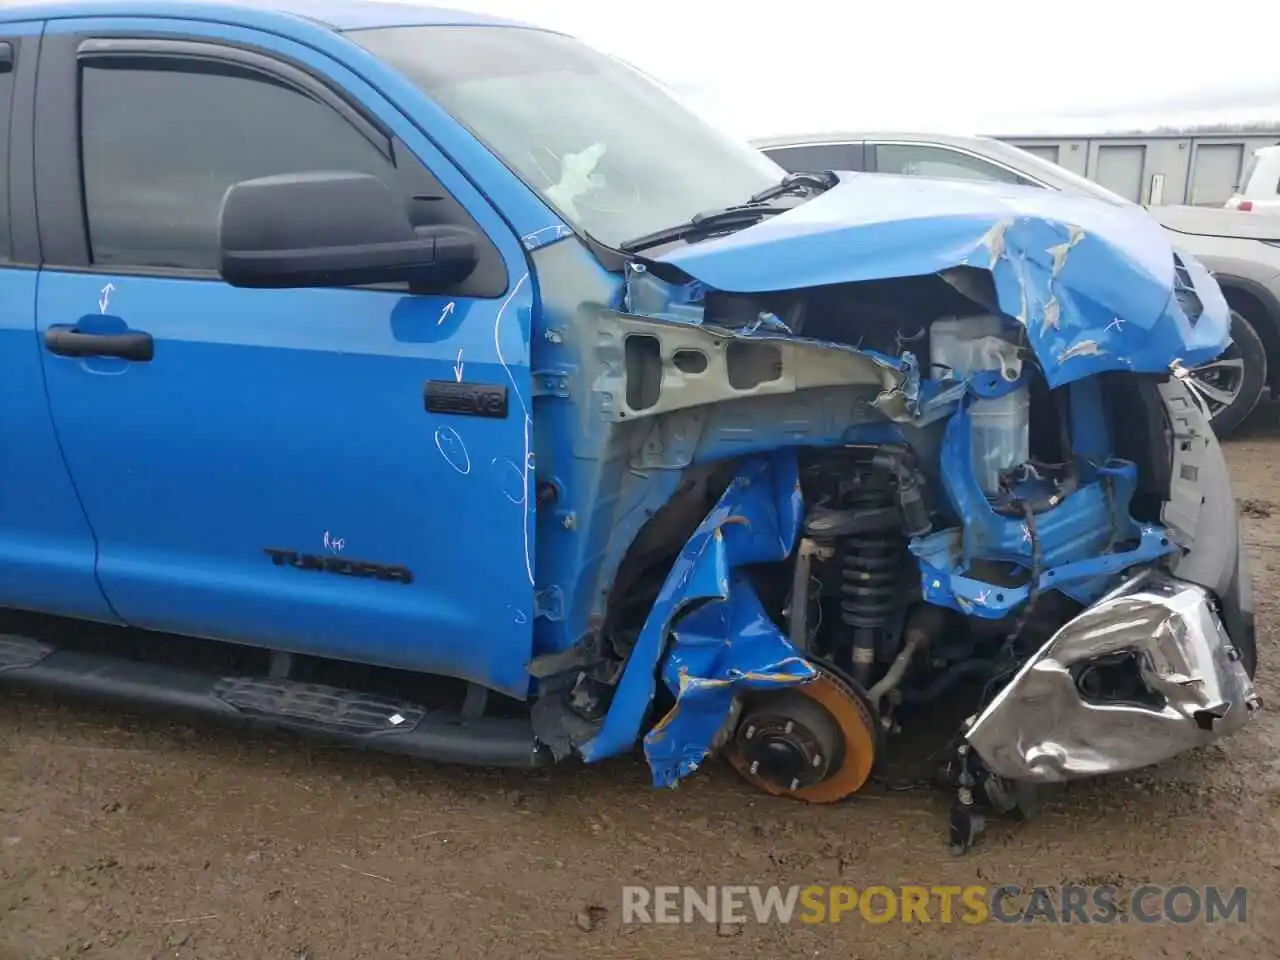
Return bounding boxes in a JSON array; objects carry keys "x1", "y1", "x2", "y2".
[
  {"x1": 37, "y1": 271, "x2": 537, "y2": 696},
  {"x1": 0, "y1": 269, "x2": 115, "y2": 619},
  {"x1": 33, "y1": 16, "x2": 542, "y2": 697}
]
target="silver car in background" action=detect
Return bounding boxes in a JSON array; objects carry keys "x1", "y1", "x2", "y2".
[{"x1": 755, "y1": 131, "x2": 1280, "y2": 436}]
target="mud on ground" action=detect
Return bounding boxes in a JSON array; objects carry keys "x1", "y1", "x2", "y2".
[{"x1": 4, "y1": 410, "x2": 1280, "y2": 960}]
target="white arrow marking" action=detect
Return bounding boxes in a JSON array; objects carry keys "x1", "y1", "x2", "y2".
[
  {"x1": 454, "y1": 348, "x2": 465, "y2": 382},
  {"x1": 98, "y1": 283, "x2": 116, "y2": 314},
  {"x1": 437, "y1": 301, "x2": 455, "y2": 326}
]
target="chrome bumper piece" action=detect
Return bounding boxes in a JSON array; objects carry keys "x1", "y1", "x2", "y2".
[{"x1": 966, "y1": 571, "x2": 1261, "y2": 783}]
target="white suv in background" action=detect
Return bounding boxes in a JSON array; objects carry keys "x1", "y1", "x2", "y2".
[
  {"x1": 1226, "y1": 145, "x2": 1280, "y2": 215},
  {"x1": 755, "y1": 131, "x2": 1280, "y2": 436}
]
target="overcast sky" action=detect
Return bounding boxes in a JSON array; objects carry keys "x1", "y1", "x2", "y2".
[{"x1": 372, "y1": 0, "x2": 1280, "y2": 138}]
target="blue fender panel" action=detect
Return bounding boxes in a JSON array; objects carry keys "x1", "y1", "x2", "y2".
[{"x1": 580, "y1": 450, "x2": 810, "y2": 773}]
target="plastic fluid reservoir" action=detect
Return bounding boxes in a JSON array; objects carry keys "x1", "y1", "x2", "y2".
[{"x1": 930, "y1": 315, "x2": 1029, "y2": 495}]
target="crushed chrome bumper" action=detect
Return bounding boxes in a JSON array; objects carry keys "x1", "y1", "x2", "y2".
[{"x1": 966, "y1": 570, "x2": 1261, "y2": 783}]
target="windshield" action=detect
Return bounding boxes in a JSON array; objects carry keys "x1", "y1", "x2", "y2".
[
  {"x1": 349, "y1": 25, "x2": 784, "y2": 249},
  {"x1": 997, "y1": 143, "x2": 1137, "y2": 207}
]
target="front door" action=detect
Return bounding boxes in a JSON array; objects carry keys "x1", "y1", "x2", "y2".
[{"x1": 31, "y1": 24, "x2": 538, "y2": 697}]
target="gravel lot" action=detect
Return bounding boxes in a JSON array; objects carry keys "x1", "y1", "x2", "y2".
[{"x1": 4, "y1": 412, "x2": 1280, "y2": 960}]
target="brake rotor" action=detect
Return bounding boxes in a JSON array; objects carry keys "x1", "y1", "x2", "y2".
[{"x1": 726, "y1": 661, "x2": 879, "y2": 803}]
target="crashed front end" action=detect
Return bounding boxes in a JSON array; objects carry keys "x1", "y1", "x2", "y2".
[{"x1": 527, "y1": 174, "x2": 1259, "y2": 842}]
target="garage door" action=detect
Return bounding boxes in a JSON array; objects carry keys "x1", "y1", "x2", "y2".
[
  {"x1": 1095, "y1": 145, "x2": 1145, "y2": 202},
  {"x1": 1021, "y1": 144, "x2": 1060, "y2": 165},
  {"x1": 1189, "y1": 143, "x2": 1244, "y2": 206}
]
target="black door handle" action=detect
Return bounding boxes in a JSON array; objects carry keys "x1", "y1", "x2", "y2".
[{"x1": 44, "y1": 327, "x2": 154, "y2": 362}]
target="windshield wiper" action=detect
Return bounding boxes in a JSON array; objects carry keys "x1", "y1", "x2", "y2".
[
  {"x1": 749, "y1": 170, "x2": 839, "y2": 204},
  {"x1": 619, "y1": 174, "x2": 838, "y2": 254},
  {"x1": 619, "y1": 202, "x2": 791, "y2": 254}
]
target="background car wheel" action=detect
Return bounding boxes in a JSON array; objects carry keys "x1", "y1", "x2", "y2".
[{"x1": 1190, "y1": 310, "x2": 1267, "y2": 438}]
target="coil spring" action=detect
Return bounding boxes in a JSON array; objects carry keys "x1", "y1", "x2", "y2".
[{"x1": 838, "y1": 478, "x2": 903, "y2": 632}]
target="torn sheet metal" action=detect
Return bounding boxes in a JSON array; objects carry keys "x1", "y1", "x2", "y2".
[
  {"x1": 580, "y1": 450, "x2": 810, "y2": 776},
  {"x1": 644, "y1": 572, "x2": 814, "y2": 787},
  {"x1": 652, "y1": 172, "x2": 1231, "y2": 388},
  {"x1": 966, "y1": 571, "x2": 1260, "y2": 782}
]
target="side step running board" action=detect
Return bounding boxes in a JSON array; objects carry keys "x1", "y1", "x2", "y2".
[{"x1": 0, "y1": 633, "x2": 550, "y2": 769}]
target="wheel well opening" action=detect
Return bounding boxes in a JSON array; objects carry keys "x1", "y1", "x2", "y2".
[{"x1": 600, "y1": 463, "x2": 735, "y2": 661}]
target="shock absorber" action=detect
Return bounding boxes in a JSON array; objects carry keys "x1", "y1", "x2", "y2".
[{"x1": 838, "y1": 472, "x2": 904, "y2": 687}]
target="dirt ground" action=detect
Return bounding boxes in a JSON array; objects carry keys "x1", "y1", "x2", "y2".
[{"x1": 5, "y1": 414, "x2": 1280, "y2": 960}]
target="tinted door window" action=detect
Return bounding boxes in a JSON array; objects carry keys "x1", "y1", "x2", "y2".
[
  {"x1": 872, "y1": 143, "x2": 1029, "y2": 185},
  {"x1": 80, "y1": 61, "x2": 395, "y2": 271},
  {"x1": 764, "y1": 143, "x2": 861, "y2": 174}
]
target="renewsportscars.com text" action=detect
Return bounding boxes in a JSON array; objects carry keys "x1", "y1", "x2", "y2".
[{"x1": 621, "y1": 884, "x2": 1247, "y2": 925}]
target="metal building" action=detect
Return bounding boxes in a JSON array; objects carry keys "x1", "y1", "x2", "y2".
[{"x1": 995, "y1": 131, "x2": 1280, "y2": 207}]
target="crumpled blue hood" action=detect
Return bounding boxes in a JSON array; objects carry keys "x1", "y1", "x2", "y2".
[{"x1": 655, "y1": 172, "x2": 1230, "y2": 388}]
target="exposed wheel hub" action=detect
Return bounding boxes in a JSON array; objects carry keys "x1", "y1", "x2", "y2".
[
  {"x1": 727, "y1": 662, "x2": 879, "y2": 802},
  {"x1": 733, "y1": 692, "x2": 841, "y2": 791}
]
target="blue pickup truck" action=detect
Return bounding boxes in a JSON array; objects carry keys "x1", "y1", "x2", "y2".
[{"x1": 0, "y1": 0, "x2": 1260, "y2": 844}]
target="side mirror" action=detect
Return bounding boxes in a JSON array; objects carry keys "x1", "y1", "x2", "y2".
[{"x1": 218, "y1": 171, "x2": 478, "y2": 289}]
